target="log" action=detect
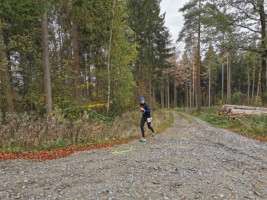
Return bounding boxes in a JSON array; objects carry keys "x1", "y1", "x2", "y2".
[
  {"x1": 223, "y1": 104, "x2": 267, "y2": 111},
  {"x1": 231, "y1": 109, "x2": 267, "y2": 116},
  {"x1": 219, "y1": 105, "x2": 267, "y2": 118}
]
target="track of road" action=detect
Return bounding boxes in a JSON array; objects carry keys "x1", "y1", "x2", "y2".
[{"x1": 0, "y1": 112, "x2": 267, "y2": 200}]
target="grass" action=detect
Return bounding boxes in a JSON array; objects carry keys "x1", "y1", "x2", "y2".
[
  {"x1": 157, "y1": 111, "x2": 174, "y2": 132},
  {"x1": 177, "y1": 112, "x2": 193, "y2": 124},
  {"x1": 177, "y1": 107, "x2": 267, "y2": 141}
]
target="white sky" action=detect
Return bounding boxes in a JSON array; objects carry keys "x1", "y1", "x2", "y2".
[{"x1": 160, "y1": 0, "x2": 188, "y2": 44}]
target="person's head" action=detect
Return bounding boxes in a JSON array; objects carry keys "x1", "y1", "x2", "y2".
[{"x1": 140, "y1": 97, "x2": 145, "y2": 104}]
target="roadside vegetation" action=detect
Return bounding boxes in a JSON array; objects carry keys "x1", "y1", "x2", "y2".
[
  {"x1": 177, "y1": 107, "x2": 267, "y2": 141},
  {"x1": 0, "y1": 109, "x2": 173, "y2": 154}
]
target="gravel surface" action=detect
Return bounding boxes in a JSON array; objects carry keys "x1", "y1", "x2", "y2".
[{"x1": 0, "y1": 112, "x2": 267, "y2": 200}]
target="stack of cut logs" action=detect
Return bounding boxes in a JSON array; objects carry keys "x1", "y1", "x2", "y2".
[{"x1": 219, "y1": 105, "x2": 267, "y2": 118}]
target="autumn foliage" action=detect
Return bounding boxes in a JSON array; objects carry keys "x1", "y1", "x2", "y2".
[{"x1": 0, "y1": 137, "x2": 139, "y2": 162}]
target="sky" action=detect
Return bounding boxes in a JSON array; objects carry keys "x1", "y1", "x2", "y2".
[{"x1": 160, "y1": 0, "x2": 188, "y2": 44}]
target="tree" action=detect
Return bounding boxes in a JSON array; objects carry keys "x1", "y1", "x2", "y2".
[
  {"x1": 197, "y1": 0, "x2": 201, "y2": 112},
  {"x1": 203, "y1": 44, "x2": 219, "y2": 106},
  {"x1": 72, "y1": 20, "x2": 80, "y2": 102},
  {"x1": 0, "y1": 0, "x2": 43, "y2": 113},
  {"x1": 41, "y1": 0, "x2": 53, "y2": 114},
  {"x1": 0, "y1": 0, "x2": 141, "y2": 115},
  {"x1": 0, "y1": 20, "x2": 14, "y2": 112},
  {"x1": 106, "y1": 0, "x2": 116, "y2": 112},
  {"x1": 178, "y1": 0, "x2": 205, "y2": 111},
  {"x1": 128, "y1": 0, "x2": 172, "y2": 106},
  {"x1": 169, "y1": 50, "x2": 190, "y2": 107},
  {"x1": 226, "y1": 52, "x2": 231, "y2": 104},
  {"x1": 192, "y1": 46, "x2": 196, "y2": 107},
  {"x1": 223, "y1": 0, "x2": 267, "y2": 106},
  {"x1": 109, "y1": 0, "x2": 138, "y2": 110}
]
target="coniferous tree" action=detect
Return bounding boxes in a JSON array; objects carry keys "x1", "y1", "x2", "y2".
[{"x1": 127, "y1": 0, "x2": 172, "y2": 105}]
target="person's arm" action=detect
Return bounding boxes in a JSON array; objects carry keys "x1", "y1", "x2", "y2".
[{"x1": 144, "y1": 104, "x2": 151, "y2": 113}]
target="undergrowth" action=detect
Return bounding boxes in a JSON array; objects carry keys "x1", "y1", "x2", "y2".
[{"x1": 0, "y1": 109, "x2": 173, "y2": 153}]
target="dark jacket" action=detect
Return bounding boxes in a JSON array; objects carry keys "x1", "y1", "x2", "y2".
[{"x1": 140, "y1": 103, "x2": 151, "y2": 118}]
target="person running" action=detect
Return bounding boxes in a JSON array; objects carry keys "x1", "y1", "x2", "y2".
[{"x1": 139, "y1": 97, "x2": 156, "y2": 142}]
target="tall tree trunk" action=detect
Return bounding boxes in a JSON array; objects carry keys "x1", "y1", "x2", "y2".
[
  {"x1": 247, "y1": 66, "x2": 250, "y2": 105},
  {"x1": 192, "y1": 45, "x2": 195, "y2": 107},
  {"x1": 197, "y1": 0, "x2": 201, "y2": 112},
  {"x1": 209, "y1": 65, "x2": 211, "y2": 107},
  {"x1": 229, "y1": 55, "x2": 231, "y2": 103},
  {"x1": 187, "y1": 84, "x2": 189, "y2": 107},
  {"x1": 57, "y1": 17, "x2": 63, "y2": 65},
  {"x1": 165, "y1": 83, "x2": 167, "y2": 108},
  {"x1": 72, "y1": 20, "x2": 81, "y2": 102},
  {"x1": 259, "y1": 2, "x2": 267, "y2": 106},
  {"x1": 189, "y1": 75, "x2": 192, "y2": 108},
  {"x1": 251, "y1": 65, "x2": 255, "y2": 105},
  {"x1": 266, "y1": 60, "x2": 267, "y2": 93},
  {"x1": 238, "y1": 79, "x2": 241, "y2": 93},
  {"x1": 174, "y1": 77, "x2": 177, "y2": 108},
  {"x1": 222, "y1": 62, "x2": 224, "y2": 105},
  {"x1": 227, "y1": 52, "x2": 231, "y2": 104},
  {"x1": 261, "y1": 57, "x2": 266, "y2": 106},
  {"x1": 256, "y1": 61, "x2": 262, "y2": 106},
  {"x1": 41, "y1": 9, "x2": 53, "y2": 114},
  {"x1": 166, "y1": 69, "x2": 170, "y2": 109},
  {"x1": 0, "y1": 21, "x2": 14, "y2": 112},
  {"x1": 107, "y1": 0, "x2": 116, "y2": 112},
  {"x1": 87, "y1": 61, "x2": 92, "y2": 99},
  {"x1": 161, "y1": 81, "x2": 164, "y2": 108},
  {"x1": 168, "y1": 83, "x2": 170, "y2": 109},
  {"x1": 84, "y1": 55, "x2": 89, "y2": 98}
]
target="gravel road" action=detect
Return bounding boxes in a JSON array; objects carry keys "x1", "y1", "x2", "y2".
[{"x1": 0, "y1": 112, "x2": 267, "y2": 200}]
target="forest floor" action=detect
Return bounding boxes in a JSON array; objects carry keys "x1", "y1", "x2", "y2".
[{"x1": 0, "y1": 112, "x2": 267, "y2": 200}]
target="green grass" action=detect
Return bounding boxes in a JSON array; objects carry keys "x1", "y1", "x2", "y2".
[
  {"x1": 177, "y1": 107, "x2": 267, "y2": 140},
  {"x1": 178, "y1": 112, "x2": 192, "y2": 124},
  {"x1": 163, "y1": 111, "x2": 174, "y2": 127}
]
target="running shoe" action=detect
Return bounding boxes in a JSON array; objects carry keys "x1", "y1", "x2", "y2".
[{"x1": 140, "y1": 137, "x2": 146, "y2": 142}]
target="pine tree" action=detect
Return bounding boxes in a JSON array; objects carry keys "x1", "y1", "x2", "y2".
[
  {"x1": 127, "y1": 0, "x2": 172, "y2": 105},
  {"x1": 203, "y1": 44, "x2": 219, "y2": 106},
  {"x1": 178, "y1": 0, "x2": 204, "y2": 111}
]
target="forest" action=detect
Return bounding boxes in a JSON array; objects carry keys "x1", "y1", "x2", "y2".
[
  {"x1": 0, "y1": 0, "x2": 173, "y2": 116},
  {"x1": 176, "y1": 0, "x2": 267, "y2": 111},
  {"x1": 0, "y1": 0, "x2": 266, "y2": 116},
  {"x1": 0, "y1": 0, "x2": 266, "y2": 151}
]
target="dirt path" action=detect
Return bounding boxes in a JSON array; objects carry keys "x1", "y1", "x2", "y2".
[{"x1": 0, "y1": 112, "x2": 267, "y2": 200}]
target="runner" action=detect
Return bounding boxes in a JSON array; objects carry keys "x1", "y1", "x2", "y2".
[{"x1": 139, "y1": 97, "x2": 156, "y2": 142}]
